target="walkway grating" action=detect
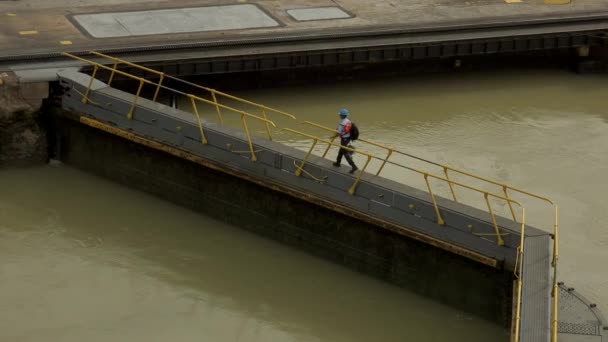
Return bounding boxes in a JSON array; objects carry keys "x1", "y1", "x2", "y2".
[{"x1": 520, "y1": 235, "x2": 552, "y2": 342}]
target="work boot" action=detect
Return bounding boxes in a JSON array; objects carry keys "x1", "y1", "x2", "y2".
[
  {"x1": 333, "y1": 162, "x2": 341, "y2": 167},
  {"x1": 349, "y1": 166, "x2": 358, "y2": 174}
]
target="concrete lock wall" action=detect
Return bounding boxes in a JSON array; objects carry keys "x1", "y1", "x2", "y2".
[
  {"x1": 54, "y1": 114, "x2": 513, "y2": 326},
  {"x1": 0, "y1": 73, "x2": 49, "y2": 168}
]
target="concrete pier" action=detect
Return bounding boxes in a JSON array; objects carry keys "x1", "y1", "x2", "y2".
[
  {"x1": 0, "y1": 72, "x2": 48, "y2": 167},
  {"x1": 49, "y1": 58, "x2": 605, "y2": 341},
  {"x1": 55, "y1": 68, "x2": 519, "y2": 326}
]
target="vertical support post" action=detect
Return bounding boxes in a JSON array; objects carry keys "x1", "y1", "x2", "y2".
[
  {"x1": 322, "y1": 136, "x2": 337, "y2": 158},
  {"x1": 349, "y1": 155, "x2": 372, "y2": 195},
  {"x1": 295, "y1": 139, "x2": 317, "y2": 177},
  {"x1": 241, "y1": 115, "x2": 257, "y2": 161},
  {"x1": 551, "y1": 206, "x2": 559, "y2": 342},
  {"x1": 552, "y1": 207, "x2": 559, "y2": 267},
  {"x1": 424, "y1": 174, "x2": 445, "y2": 225},
  {"x1": 127, "y1": 79, "x2": 145, "y2": 120},
  {"x1": 503, "y1": 185, "x2": 518, "y2": 222},
  {"x1": 261, "y1": 108, "x2": 273, "y2": 141},
  {"x1": 444, "y1": 167, "x2": 458, "y2": 202},
  {"x1": 107, "y1": 62, "x2": 119, "y2": 86},
  {"x1": 375, "y1": 149, "x2": 393, "y2": 176},
  {"x1": 513, "y1": 207, "x2": 526, "y2": 342},
  {"x1": 484, "y1": 192, "x2": 505, "y2": 246},
  {"x1": 82, "y1": 65, "x2": 99, "y2": 104},
  {"x1": 152, "y1": 73, "x2": 164, "y2": 102},
  {"x1": 189, "y1": 95, "x2": 207, "y2": 144},
  {"x1": 211, "y1": 92, "x2": 224, "y2": 125}
]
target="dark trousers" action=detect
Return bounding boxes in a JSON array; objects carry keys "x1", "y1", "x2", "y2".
[{"x1": 337, "y1": 137, "x2": 356, "y2": 168}]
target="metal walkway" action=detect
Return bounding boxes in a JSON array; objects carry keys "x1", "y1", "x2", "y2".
[
  {"x1": 558, "y1": 283, "x2": 607, "y2": 342},
  {"x1": 56, "y1": 52, "x2": 564, "y2": 342}
]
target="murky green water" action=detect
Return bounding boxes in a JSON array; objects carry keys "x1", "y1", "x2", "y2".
[{"x1": 2, "y1": 68, "x2": 607, "y2": 341}]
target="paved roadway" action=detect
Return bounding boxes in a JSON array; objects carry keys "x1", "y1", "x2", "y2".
[{"x1": 2, "y1": 0, "x2": 608, "y2": 59}]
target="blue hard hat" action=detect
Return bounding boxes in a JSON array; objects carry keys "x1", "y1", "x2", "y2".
[{"x1": 339, "y1": 108, "x2": 349, "y2": 116}]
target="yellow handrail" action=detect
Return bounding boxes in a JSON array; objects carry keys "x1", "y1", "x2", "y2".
[
  {"x1": 282, "y1": 128, "x2": 374, "y2": 195},
  {"x1": 552, "y1": 207, "x2": 559, "y2": 342},
  {"x1": 62, "y1": 52, "x2": 277, "y2": 160},
  {"x1": 513, "y1": 208, "x2": 526, "y2": 342},
  {"x1": 284, "y1": 127, "x2": 523, "y2": 246},
  {"x1": 88, "y1": 51, "x2": 298, "y2": 130},
  {"x1": 301, "y1": 120, "x2": 395, "y2": 175}
]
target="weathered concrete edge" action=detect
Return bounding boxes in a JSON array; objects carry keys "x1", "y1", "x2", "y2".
[{"x1": 78, "y1": 115, "x2": 499, "y2": 269}]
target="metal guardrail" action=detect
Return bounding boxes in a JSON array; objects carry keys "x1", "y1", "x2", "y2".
[
  {"x1": 63, "y1": 52, "x2": 282, "y2": 161},
  {"x1": 61, "y1": 52, "x2": 559, "y2": 342},
  {"x1": 300, "y1": 120, "x2": 559, "y2": 342},
  {"x1": 89, "y1": 51, "x2": 297, "y2": 140}
]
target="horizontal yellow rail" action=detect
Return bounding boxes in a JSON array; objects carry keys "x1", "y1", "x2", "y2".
[
  {"x1": 90, "y1": 51, "x2": 296, "y2": 140},
  {"x1": 282, "y1": 128, "x2": 374, "y2": 195},
  {"x1": 513, "y1": 208, "x2": 526, "y2": 342},
  {"x1": 284, "y1": 127, "x2": 523, "y2": 246},
  {"x1": 301, "y1": 120, "x2": 395, "y2": 175},
  {"x1": 62, "y1": 52, "x2": 278, "y2": 160}
]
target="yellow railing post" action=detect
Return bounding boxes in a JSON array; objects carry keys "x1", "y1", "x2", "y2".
[
  {"x1": 503, "y1": 186, "x2": 517, "y2": 222},
  {"x1": 444, "y1": 167, "x2": 458, "y2": 202},
  {"x1": 152, "y1": 73, "x2": 165, "y2": 102},
  {"x1": 82, "y1": 64, "x2": 99, "y2": 104},
  {"x1": 107, "y1": 62, "x2": 119, "y2": 86},
  {"x1": 484, "y1": 192, "x2": 505, "y2": 246},
  {"x1": 552, "y1": 207, "x2": 559, "y2": 267},
  {"x1": 261, "y1": 108, "x2": 273, "y2": 141},
  {"x1": 189, "y1": 95, "x2": 207, "y2": 145},
  {"x1": 375, "y1": 148, "x2": 393, "y2": 176},
  {"x1": 322, "y1": 135, "x2": 337, "y2": 158},
  {"x1": 349, "y1": 156, "x2": 372, "y2": 195},
  {"x1": 127, "y1": 79, "x2": 145, "y2": 120},
  {"x1": 551, "y1": 206, "x2": 559, "y2": 342},
  {"x1": 513, "y1": 208, "x2": 526, "y2": 342},
  {"x1": 210, "y1": 91, "x2": 224, "y2": 125},
  {"x1": 240, "y1": 115, "x2": 257, "y2": 161},
  {"x1": 295, "y1": 139, "x2": 318, "y2": 177},
  {"x1": 424, "y1": 174, "x2": 445, "y2": 226}
]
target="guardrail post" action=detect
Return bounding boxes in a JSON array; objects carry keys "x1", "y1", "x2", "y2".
[
  {"x1": 349, "y1": 155, "x2": 372, "y2": 195},
  {"x1": 322, "y1": 136, "x2": 337, "y2": 158},
  {"x1": 503, "y1": 186, "x2": 517, "y2": 222},
  {"x1": 261, "y1": 108, "x2": 273, "y2": 141},
  {"x1": 295, "y1": 139, "x2": 317, "y2": 177},
  {"x1": 152, "y1": 73, "x2": 165, "y2": 102},
  {"x1": 444, "y1": 167, "x2": 458, "y2": 202},
  {"x1": 376, "y1": 148, "x2": 393, "y2": 176},
  {"x1": 189, "y1": 96, "x2": 207, "y2": 144},
  {"x1": 424, "y1": 173, "x2": 445, "y2": 225},
  {"x1": 82, "y1": 64, "x2": 99, "y2": 104},
  {"x1": 210, "y1": 92, "x2": 224, "y2": 125},
  {"x1": 240, "y1": 115, "x2": 257, "y2": 161},
  {"x1": 107, "y1": 62, "x2": 119, "y2": 86},
  {"x1": 551, "y1": 206, "x2": 559, "y2": 342},
  {"x1": 484, "y1": 192, "x2": 505, "y2": 246},
  {"x1": 127, "y1": 79, "x2": 145, "y2": 120},
  {"x1": 513, "y1": 207, "x2": 526, "y2": 342}
]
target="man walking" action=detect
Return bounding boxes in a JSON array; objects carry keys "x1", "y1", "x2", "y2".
[{"x1": 333, "y1": 108, "x2": 358, "y2": 174}]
